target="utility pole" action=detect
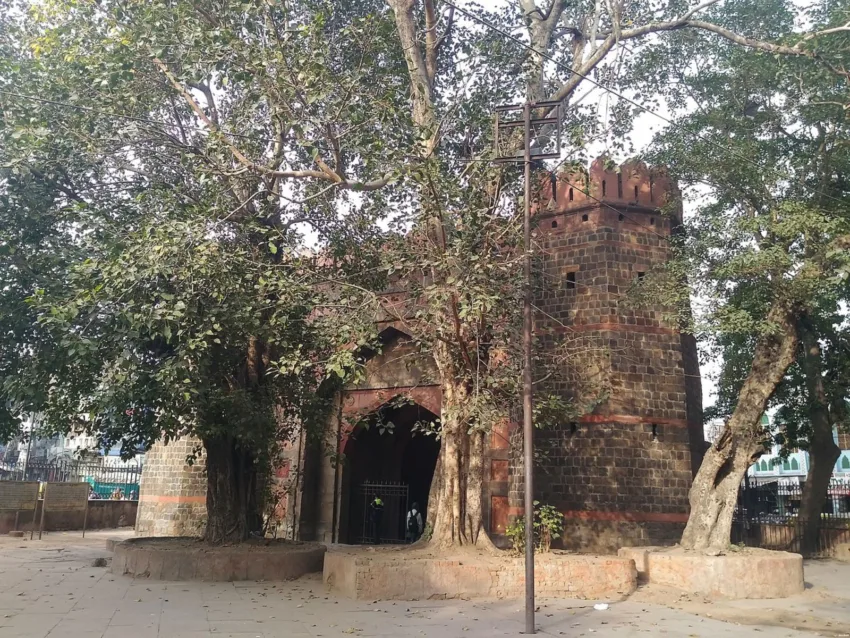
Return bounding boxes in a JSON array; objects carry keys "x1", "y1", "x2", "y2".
[{"x1": 494, "y1": 101, "x2": 561, "y2": 635}]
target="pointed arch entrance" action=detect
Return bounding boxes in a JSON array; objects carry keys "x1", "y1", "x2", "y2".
[{"x1": 338, "y1": 395, "x2": 440, "y2": 544}]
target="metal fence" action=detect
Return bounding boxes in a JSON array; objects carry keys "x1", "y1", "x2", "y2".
[
  {"x1": 351, "y1": 481, "x2": 409, "y2": 545},
  {"x1": 732, "y1": 477, "x2": 850, "y2": 557},
  {"x1": 0, "y1": 459, "x2": 143, "y2": 500}
]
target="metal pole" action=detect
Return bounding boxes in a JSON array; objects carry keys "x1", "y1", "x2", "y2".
[
  {"x1": 22, "y1": 416, "x2": 34, "y2": 481},
  {"x1": 82, "y1": 497, "x2": 89, "y2": 539},
  {"x1": 38, "y1": 486, "x2": 46, "y2": 540},
  {"x1": 522, "y1": 102, "x2": 536, "y2": 635}
]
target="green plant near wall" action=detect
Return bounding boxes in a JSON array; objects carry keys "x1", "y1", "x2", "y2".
[{"x1": 505, "y1": 501, "x2": 565, "y2": 555}]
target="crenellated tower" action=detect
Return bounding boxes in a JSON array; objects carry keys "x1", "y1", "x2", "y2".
[{"x1": 499, "y1": 157, "x2": 705, "y2": 551}]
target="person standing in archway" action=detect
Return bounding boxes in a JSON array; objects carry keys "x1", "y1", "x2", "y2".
[
  {"x1": 369, "y1": 495, "x2": 384, "y2": 544},
  {"x1": 406, "y1": 502, "x2": 423, "y2": 543}
]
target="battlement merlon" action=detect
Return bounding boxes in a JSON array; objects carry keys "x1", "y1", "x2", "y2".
[{"x1": 535, "y1": 157, "x2": 683, "y2": 224}]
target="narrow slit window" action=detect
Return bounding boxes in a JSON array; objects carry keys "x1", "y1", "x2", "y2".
[
  {"x1": 617, "y1": 174, "x2": 623, "y2": 198},
  {"x1": 566, "y1": 271, "x2": 576, "y2": 289},
  {"x1": 618, "y1": 213, "x2": 624, "y2": 222},
  {"x1": 569, "y1": 187, "x2": 574, "y2": 201},
  {"x1": 650, "y1": 217, "x2": 655, "y2": 225},
  {"x1": 602, "y1": 180, "x2": 607, "y2": 196},
  {"x1": 634, "y1": 185, "x2": 639, "y2": 201}
]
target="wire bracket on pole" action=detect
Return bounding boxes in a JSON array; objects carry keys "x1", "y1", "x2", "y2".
[{"x1": 494, "y1": 100, "x2": 561, "y2": 165}]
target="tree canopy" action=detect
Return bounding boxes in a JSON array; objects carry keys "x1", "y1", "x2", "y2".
[{"x1": 1, "y1": 0, "x2": 848, "y2": 548}]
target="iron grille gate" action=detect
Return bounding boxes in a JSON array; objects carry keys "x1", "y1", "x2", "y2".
[{"x1": 354, "y1": 481, "x2": 408, "y2": 545}]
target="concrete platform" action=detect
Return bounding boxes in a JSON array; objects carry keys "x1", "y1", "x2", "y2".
[
  {"x1": 323, "y1": 547, "x2": 637, "y2": 600},
  {"x1": 112, "y1": 536, "x2": 326, "y2": 581},
  {"x1": 618, "y1": 546, "x2": 804, "y2": 599}
]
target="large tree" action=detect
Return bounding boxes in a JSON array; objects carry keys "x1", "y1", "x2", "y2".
[
  {"x1": 0, "y1": 0, "x2": 387, "y2": 543},
  {"x1": 378, "y1": 0, "x2": 850, "y2": 547},
  {"x1": 635, "y1": 0, "x2": 850, "y2": 551}
]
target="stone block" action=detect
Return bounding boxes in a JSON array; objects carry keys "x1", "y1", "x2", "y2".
[
  {"x1": 323, "y1": 549, "x2": 636, "y2": 601},
  {"x1": 627, "y1": 546, "x2": 804, "y2": 599},
  {"x1": 112, "y1": 538, "x2": 326, "y2": 581}
]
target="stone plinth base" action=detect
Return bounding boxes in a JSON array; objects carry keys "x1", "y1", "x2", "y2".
[
  {"x1": 112, "y1": 537, "x2": 326, "y2": 581},
  {"x1": 323, "y1": 549, "x2": 636, "y2": 600},
  {"x1": 617, "y1": 547, "x2": 804, "y2": 599}
]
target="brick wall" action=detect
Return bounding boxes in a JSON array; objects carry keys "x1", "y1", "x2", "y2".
[
  {"x1": 135, "y1": 437, "x2": 207, "y2": 537},
  {"x1": 498, "y1": 159, "x2": 702, "y2": 551}
]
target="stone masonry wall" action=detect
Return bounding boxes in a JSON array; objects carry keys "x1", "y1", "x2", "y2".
[
  {"x1": 501, "y1": 159, "x2": 702, "y2": 551},
  {"x1": 136, "y1": 437, "x2": 207, "y2": 537}
]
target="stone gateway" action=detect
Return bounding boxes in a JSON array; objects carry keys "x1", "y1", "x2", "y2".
[{"x1": 136, "y1": 159, "x2": 705, "y2": 553}]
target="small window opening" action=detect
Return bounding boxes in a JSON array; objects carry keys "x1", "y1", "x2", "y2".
[
  {"x1": 569, "y1": 187, "x2": 574, "y2": 201},
  {"x1": 581, "y1": 214, "x2": 589, "y2": 222},
  {"x1": 650, "y1": 181, "x2": 655, "y2": 202},
  {"x1": 618, "y1": 213, "x2": 624, "y2": 222},
  {"x1": 634, "y1": 185, "x2": 639, "y2": 201},
  {"x1": 550, "y1": 172, "x2": 557, "y2": 203},
  {"x1": 650, "y1": 217, "x2": 655, "y2": 226},
  {"x1": 651, "y1": 424, "x2": 658, "y2": 440},
  {"x1": 551, "y1": 220, "x2": 558, "y2": 228},
  {"x1": 602, "y1": 180, "x2": 607, "y2": 196},
  {"x1": 566, "y1": 271, "x2": 576, "y2": 289},
  {"x1": 569, "y1": 422, "x2": 578, "y2": 435},
  {"x1": 617, "y1": 173, "x2": 623, "y2": 198},
  {"x1": 637, "y1": 271, "x2": 646, "y2": 281}
]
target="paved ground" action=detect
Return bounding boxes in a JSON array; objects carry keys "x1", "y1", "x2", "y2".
[{"x1": 0, "y1": 531, "x2": 846, "y2": 638}]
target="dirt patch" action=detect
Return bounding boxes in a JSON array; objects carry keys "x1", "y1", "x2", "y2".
[{"x1": 631, "y1": 583, "x2": 850, "y2": 637}]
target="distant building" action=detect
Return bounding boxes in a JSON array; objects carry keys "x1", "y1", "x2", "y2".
[{"x1": 748, "y1": 414, "x2": 850, "y2": 481}]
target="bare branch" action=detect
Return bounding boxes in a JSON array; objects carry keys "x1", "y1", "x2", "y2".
[
  {"x1": 386, "y1": 0, "x2": 435, "y2": 128},
  {"x1": 679, "y1": 0, "x2": 724, "y2": 21},
  {"x1": 521, "y1": 0, "x2": 570, "y2": 102},
  {"x1": 151, "y1": 56, "x2": 395, "y2": 191},
  {"x1": 801, "y1": 21, "x2": 850, "y2": 41},
  {"x1": 424, "y1": 0, "x2": 440, "y2": 86}
]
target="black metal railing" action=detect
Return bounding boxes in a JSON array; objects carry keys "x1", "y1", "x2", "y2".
[
  {"x1": 732, "y1": 477, "x2": 850, "y2": 557},
  {"x1": 0, "y1": 459, "x2": 143, "y2": 500}
]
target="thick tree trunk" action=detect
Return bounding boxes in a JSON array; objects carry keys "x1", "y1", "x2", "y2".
[
  {"x1": 797, "y1": 319, "x2": 841, "y2": 557},
  {"x1": 427, "y1": 378, "x2": 489, "y2": 547},
  {"x1": 203, "y1": 436, "x2": 256, "y2": 545},
  {"x1": 423, "y1": 338, "x2": 496, "y2": 549},
  {"x1": 681, "y1": 303, "x2": 799, "y2": 552}
]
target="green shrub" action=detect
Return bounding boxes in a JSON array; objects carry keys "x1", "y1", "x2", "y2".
[{"x1": 505, "y1": 501, "x2": 565, "y2": 554}]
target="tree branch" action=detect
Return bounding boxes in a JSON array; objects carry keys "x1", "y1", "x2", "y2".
[
  {"x1": 151, "y1": 56, "x2": 394, "y2": 191},
  {"x1": 617, "y1": 18, "x2": 832, "y2": 59}
]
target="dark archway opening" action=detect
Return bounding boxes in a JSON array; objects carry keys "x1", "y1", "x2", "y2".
[{"x1": 342, "y1": 402, "x2": 440, "y2": 544}]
